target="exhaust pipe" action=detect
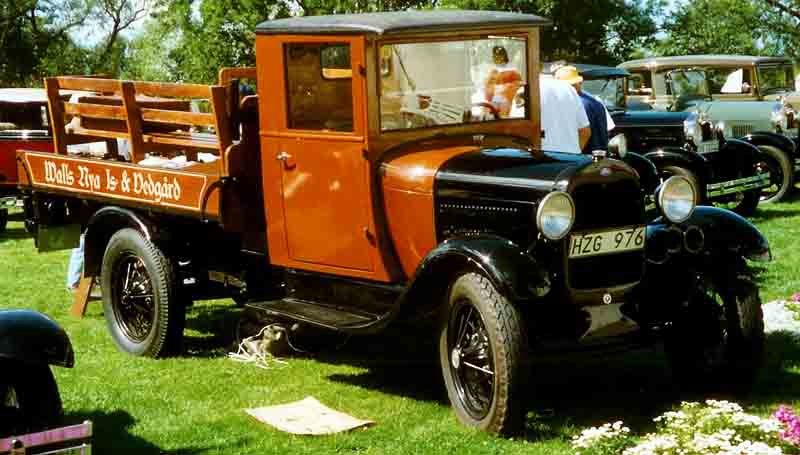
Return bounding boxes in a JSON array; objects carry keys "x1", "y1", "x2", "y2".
[{"x1": 683, "y1": 225, "x2": 705, "y2": 254}]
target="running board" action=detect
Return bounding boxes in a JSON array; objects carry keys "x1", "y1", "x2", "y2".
[{"x1": 245, "y1": 298, "x2": 385, "y2": 332}]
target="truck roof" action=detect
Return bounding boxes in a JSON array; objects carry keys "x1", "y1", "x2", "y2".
[
  {"x1": 255, "y1": 10, "x2": 550, "y2": 36},
  {"x1": 619, "y1": 54, "x2": 791, "y2": 70}
]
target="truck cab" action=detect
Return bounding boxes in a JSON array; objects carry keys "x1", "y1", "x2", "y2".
[{"x1": 16, "y1": 11, "x2": 771, "y2": 435}]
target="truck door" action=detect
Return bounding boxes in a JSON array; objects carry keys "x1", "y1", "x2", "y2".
[{"x1": 274, "y1": 38, "x2": 373, "y2": 272}]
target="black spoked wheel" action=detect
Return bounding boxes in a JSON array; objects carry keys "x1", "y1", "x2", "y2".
[
  {"x1": 439, "y1": 272, "x2": 528, "y2": 435},
  {"x1": 101, "y1": 228, "x2": 185, "y2": 357},
  {"x1": 0, "y1": 360, "x2": 62, "y2": 438},
  {"x1": 666, "y1": 274, "x2": 764, "y2": 391},
  {"x1": 756, "y1": 145, "x2": 792, "y2": 203}
]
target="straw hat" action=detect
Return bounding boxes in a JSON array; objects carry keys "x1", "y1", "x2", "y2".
[{"x1": 554, "y1": 65, "x2": 583, "y2": 85}]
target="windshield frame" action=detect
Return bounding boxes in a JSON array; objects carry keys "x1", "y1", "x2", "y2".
[
  {"x1": 376, "y1": 33, "x2": 530, "y2": 134},
  {"x1": 582, "y1": 76, "x2": 626, "y2": 112}
]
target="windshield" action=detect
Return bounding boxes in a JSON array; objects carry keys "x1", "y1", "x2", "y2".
[
  {"x1": 379, "y1": 36, "x2": 527, "y2": 132},
  {"x1": 0, "y1": 103, "x2": 48, "y2": 131},
  {"x1": 757, "y1": 63, "x2": 795, "y2": 94},
  {"x1": 582, "y1": 77, "x2": 625, "y2": 111}
]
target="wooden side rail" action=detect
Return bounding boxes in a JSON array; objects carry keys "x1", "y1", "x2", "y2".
[{"x1": 45, "y1": 76, "x2": 233, "y2": 176}]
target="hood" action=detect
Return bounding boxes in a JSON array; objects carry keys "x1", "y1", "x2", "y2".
[
  {"x1": 612, "y1": 110, "x2": 688, "y2": 127},
  {"x1": 695, "y1": 100, "x2": 780, "y2": 122}
]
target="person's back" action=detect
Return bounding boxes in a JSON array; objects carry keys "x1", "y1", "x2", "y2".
[
  {"x1": 539, "y1": 75, "x2": 589, "y2": 154},
  {"x1": 578, "y1": 91, "x2": 609, "y2": 153}
]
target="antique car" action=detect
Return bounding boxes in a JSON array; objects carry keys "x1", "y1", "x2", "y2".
[
  {"x1": 564, "y1": 63, "x2": 770, "y2": 216},
  {"x1": 620, "y1": 56, "x2": 799, "y2": 202},
  {"x1": 0, "y1": 89, "x2": 56, "y2": 231},
  {"x1": 16, "y1": 11, "x2": 770, "y2": 435},
  {"x1": 0, "y1": 310, "x2": 74, "y2": 437}
]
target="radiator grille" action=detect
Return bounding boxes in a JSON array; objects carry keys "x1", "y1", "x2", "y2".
[{"x1": 731, "y1": 123, "x2": 754, "y2": 138}]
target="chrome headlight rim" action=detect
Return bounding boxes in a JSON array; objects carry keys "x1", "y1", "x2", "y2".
[
  {"x1": 771, "y1": 103, "x2": 789, "y2": 131},
  {"x1": 657, "y1": 175, "x2": 696, "y2": 224},
  {"x1": 608, "y1": 133, "x2": 627, "y2": 158},
  {"x1": 536, "y1": 191, "x2": 575, "y2": 241}
]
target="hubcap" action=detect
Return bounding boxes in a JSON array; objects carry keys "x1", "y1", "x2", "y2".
[
  {"x1": 449, "y1": 302, "x2": 495, "y2": 420},
  {"x1": 113, "y1": 255, "x2": 155, "y2": 342}
]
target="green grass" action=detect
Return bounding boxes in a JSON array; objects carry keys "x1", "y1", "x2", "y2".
[{"x1": 2, "y1": 203, "x2": 800, "y2": 454}]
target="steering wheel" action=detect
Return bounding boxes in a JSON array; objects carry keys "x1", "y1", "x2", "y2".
[{"x1": 470, "y1": 101, "x2": 501, "y2": 120}]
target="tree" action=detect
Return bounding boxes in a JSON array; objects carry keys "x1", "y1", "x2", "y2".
[{"x1": 759, "y1": 0, "x2": 800, "y2": 58}]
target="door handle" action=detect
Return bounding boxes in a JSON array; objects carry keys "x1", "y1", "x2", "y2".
[{"x1": 276, "y1": 151, "x2": 296, "y2": 169}]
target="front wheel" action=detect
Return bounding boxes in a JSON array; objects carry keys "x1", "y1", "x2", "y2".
[
  {"x1": 0, "y1": 360, "x2": 63, "y2": 437},
  {"x1": 439, "y1": 272, "x2": 528, "y2": 435},
  {"x1": 101, "y1": 228, "x2": 185, "y2": 357},
  {"x1": 666, "y1": 276, "x2": 764, "y2": 390},
  {"x1": 756, "y1": 145, "x2": 792, "y2": 203}
]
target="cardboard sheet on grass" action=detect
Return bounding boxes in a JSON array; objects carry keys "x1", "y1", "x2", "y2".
[{"x1": 246, "y1": 397, "x2": 374, "y2": 435}]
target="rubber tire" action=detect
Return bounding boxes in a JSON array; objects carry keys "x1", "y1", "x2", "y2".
[
  {"x1": 0, "y1": 360, "x2": 62, "y2": 437},
  {"x1": 661, "y1": 166, "x2": 701, "y2": 205},
  {"x1": 439, "y1": 272, "x2": 528, "y2": 435},
  {"x1": 757, "y1": 145, "x2": 792, "y2": 203},
  {"x1": 0, "y1": 209, "x2": 7, "y2": 232},
  {"x1": 666, "y1": 278, "x2": 764, "y2": 391},
  {"x1": 101, "y1": 228, "x2": 185, "y2": 357}
]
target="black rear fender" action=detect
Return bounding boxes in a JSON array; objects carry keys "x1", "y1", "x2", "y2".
[
  {"x1": 84, "y1": 207, "x2": 157, "y2": 278},
  {"x1": 398, "y1": 236, "x2": 548, "y2": 320},
  {"x1": 0, "y1": 310, "x2": 74, "y2": 368}
]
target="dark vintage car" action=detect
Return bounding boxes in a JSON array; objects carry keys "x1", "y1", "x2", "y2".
[
  {"x1": 17, "y1": 11, "x2": 771, "y2": 435},
  {"x1": 569, "y1": 64, "x2": 773, "y2": 216},
  {"x1": 0, "y1": 310, "x2": 74, "y2": 438},
  {"x1": 0, "y1": 89, "x2": 56, "y2": 231}
]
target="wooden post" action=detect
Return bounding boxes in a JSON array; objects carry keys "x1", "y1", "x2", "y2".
[
  {"x1": 45, "y1": 78, "x2": 68, "y2": 155},
  {"x1": 70, "y1": 275, "x2": 96, "y2": 318},
  {"x1": 210, "y1": 85, "x2": 232, "y2": 177},
  {"x1": 120, "y1": 81, "x2": 146, "y2": 162}
]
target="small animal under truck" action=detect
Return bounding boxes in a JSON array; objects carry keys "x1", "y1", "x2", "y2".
[{"x1": 16, "y1": 11, "x2": 772, "y2": 435}]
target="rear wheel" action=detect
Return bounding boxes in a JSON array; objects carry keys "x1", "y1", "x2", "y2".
[
  {"x1": 101, "y1": 228, "x2": 185, "y2": 357},
  {"x1": 666, "y1": 275, "x2": 764, "y2": 390},
  {"x1": 756, "y1": 145, "x2": 792, "y2": 203},
  {"x1": 0, "y1": 360, "x2": 62, "y2": 437},
  {"x1": 439, "y1": 272, "x2": 528, "y2": 435}
]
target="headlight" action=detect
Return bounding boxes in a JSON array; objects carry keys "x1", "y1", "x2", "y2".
[
  {"x1": 536, "y1": 191, "x2": 575, "y2": 240},
  {"x1": 608, "y1": 133, "x2": 627, "y2": 158},
  {"x1": 657, "y1": 176, "x2": 696, "y2": 223},
  {"x1": 771, "y1": 103, "x2": 788, "y2": 132},
  {"x1": 683, "y1": 112, "x2": 698, "y2": 143}
]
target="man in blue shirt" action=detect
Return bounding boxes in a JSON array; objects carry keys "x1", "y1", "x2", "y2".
[{"x1": 555, "y1": 66, "x2": 613, "y2": 154}]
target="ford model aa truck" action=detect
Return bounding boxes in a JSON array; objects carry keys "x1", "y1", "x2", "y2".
[{"x1": 16, "y1": 11, "x2": 771, "y2": 435}]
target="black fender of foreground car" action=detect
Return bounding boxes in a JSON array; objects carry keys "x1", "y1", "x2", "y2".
[
  {"x1": 84, "y1": 206, "x2": 157, "y2": 277},
  {"x1": 0, "y1": 310, "x2": 74, "y2": 368},
  {"x1": 706, "y1": 138, "x2": 765, "y2": 181},
  {"x1": 644, "y1": 146, "x2": 712, "y2": 186},
  {"x1": 402, "y1": 235, "x2": 550, "y2": 308},
  {"x1": 621, "y1": 151, "x2": 660, "y2": 194},
  {"x1": 649, "y1": 206, "x2": 770, "y2": 263},
  {"x1": 742, "y1": 131, "x2": 799, "y2": 161}
]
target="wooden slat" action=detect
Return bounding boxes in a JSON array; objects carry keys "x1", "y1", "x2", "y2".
[
  {"x1": 56, "y1": 76, "x2": 121, "y2": 93},
  {"x1": 140, "y1": 108, "x2": 216, "y2": 127},
  {"x1": 65, "y1": 125, "x2": 130, "y2": 140},
  {"x1": 45, "y1": 78, "x2": 68, "y2": 155},
  {"x1": 209, "y1": 85, "x2": 232, "y2": 175},
  {"x1": 218, "y1": 67, "x2": 257, "y2": 87},
  {"x1": 143, "y1": 132, "x2": 220, "y2": 149},
  {"x1": 133, "y1": 81, "x2": 213, "y2": 99},
  {"x1": 64, "y1": 102, "x2": 126, "y2": 120}
]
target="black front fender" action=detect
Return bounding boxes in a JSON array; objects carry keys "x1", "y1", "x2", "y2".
[
  {"x1": 621, "y1": 151, "x2": 660, "y2": 194},
  {"x1": 704, "y1": 138, "x2": 764, "y2": 182},
  {"x1": 408, "y1": 235, "x2": 549, "y2": 305},
  {"x1": 743, "y1": 131, "x2": 797, "y2": 158},
  {"x1": 645, "y1": 147, "x2": 711, "y2": 185},
  {"x1": 0, "y1": 310, "x2": 74, "y2": 368}
]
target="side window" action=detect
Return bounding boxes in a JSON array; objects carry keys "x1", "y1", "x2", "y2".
[
  {"x1": 284, "y1": 43, "x2": 354, "y2": 132},
  {"x1": 627, "y1": 71, "x2": 653, "y2": 96},
  {"x1": 708, "y1": 67, "x2": 752, "y2": 94}
]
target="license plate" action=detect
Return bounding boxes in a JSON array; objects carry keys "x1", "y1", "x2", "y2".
[{"x1": 568, "y1": 226, "x2": 645, "y2": 258}]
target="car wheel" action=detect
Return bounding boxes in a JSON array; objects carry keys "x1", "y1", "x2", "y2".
[
  {"x1": 0, "y1": 360, "x2": 63, "y2": 437},
  {"x1": 666, "y1": 276, "x2": 764, "y2": 390},
  {"x1": 0, "y1": 209, "x2": 7, "y2": 232},
  {"x1": 756, "y1": 145, "x2": 792, "y2": 203},
  {"x1": 661, "y1": 166, "x2": 701, "y2": 204},
  {"x1": 439, "y1": 272, "x2": 528, "y2": 435},
  {"x1": 101, "y1": 228, "x2": 185, "y2": 357}
]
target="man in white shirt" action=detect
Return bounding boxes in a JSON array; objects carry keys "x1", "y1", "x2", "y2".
[{"x1": 539, "y1": 74, "x2": 590, "y2": 154}]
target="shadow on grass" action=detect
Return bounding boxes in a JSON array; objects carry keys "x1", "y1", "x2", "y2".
[
  {"x1": 181, "y1": 303, "x2": 241, "y2": 358},
  {"x1": 63, "y1": 409, "x2": 219, "y2": 454},
  {"x1": 750, "y1": 207, "x2": 800, "y2": 222},
  {"x1": 0, "y1": 226, "x2": 30, "y2": 242},
  {"x1": 317, "y1": 328, "x2": 800, "y2": 441}
]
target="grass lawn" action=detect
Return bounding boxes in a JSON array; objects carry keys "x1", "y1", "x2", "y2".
[{"x1": 2, "y1": 201, "x2": 800, "y2": 454}]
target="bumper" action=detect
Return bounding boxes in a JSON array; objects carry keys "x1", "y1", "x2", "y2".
[{"x1": 706, "y1": 173, "x2": 770, "y2": 199}]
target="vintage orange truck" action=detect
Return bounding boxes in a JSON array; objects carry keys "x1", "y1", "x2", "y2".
[{"x1": 16, "y1": 11, "x2": 771, "y2": 434}]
